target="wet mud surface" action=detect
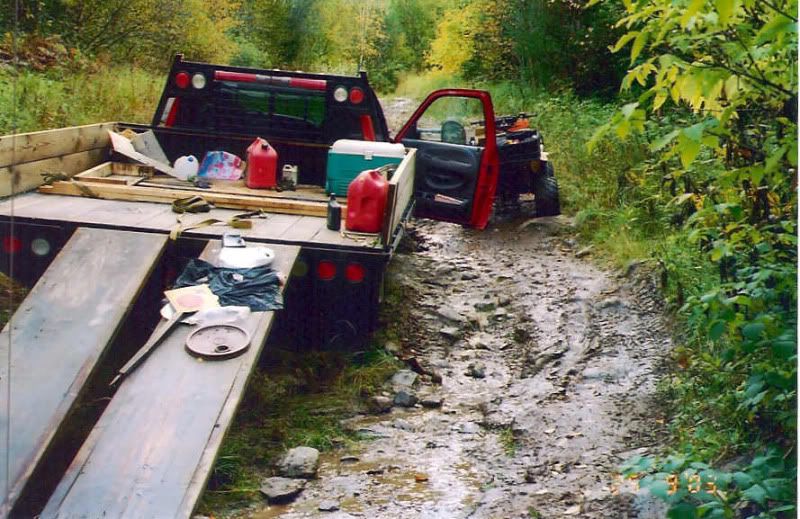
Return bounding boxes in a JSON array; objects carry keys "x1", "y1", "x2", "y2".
[{"x1": 243, "y1": 217, "x2": 673, "y2": 518}]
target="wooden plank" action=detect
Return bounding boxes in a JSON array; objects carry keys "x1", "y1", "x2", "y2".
[
  {"x1": 139, "y1": 178, "x2": 334, "y2": 204},
  {"x1": 74, "y1": 161, "x2": 113, "y2": 179},
  {"x1": 0, "y1": 228, "x2": 168, "y2": 516},
  {"x1": 382, "y1": 148, "x2": 416, "y2": 245},
  {"x1": 43, "y1": 242, "x2": 300, "y2": 519},
  {"x1": 280, "y1": 215, "x2": 328, "y2": 241},
  {"x1": 39, "y1": 180, "x2": 330, "y2": 218},
  {"x1": 0, "y1": 148, "x2": 108, "y2": 197},
  {"x1": 0, "y1": 122, "x2": 115, "y2": 168}
]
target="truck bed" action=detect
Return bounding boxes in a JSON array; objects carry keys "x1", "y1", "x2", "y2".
[{"x1": 0, "y1": 192, "x2": 368, "y2": 250}]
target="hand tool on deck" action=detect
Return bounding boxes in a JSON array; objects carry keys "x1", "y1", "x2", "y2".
[{"x1": 109, "y1": 284, "x2": 219, "y2": 387}]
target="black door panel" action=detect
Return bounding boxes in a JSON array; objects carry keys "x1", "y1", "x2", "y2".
[{"x1": 403, "y1": 138, "x2": 483, "y2": 222}]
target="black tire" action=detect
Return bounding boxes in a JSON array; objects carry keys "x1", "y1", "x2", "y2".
[{"x1": 532, "y1": 162, "x2": 561, "y2": 216}]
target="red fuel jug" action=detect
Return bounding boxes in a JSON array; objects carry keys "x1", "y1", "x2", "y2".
[
  {"x1": 346, "y1": 169, "x2": 389, "y2": 233},
  {"x1": 246, "y1": 138, "x2": 278, "y2": 189}
]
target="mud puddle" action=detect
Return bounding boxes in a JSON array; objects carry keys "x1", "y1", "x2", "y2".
[{"x1": 240, "y1": 217, "x2": 672, "y2": 518}]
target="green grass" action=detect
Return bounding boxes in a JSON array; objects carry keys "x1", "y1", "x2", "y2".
[{"x1": 0, "y1": 65, "x2": 165, "y2": 134}]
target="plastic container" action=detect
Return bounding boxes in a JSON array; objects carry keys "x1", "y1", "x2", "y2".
[
  {"x1": 327, "y1": 194, "x2": 341, "y2": 231},
  {"x1": 246, "y1": 138, "x2": 278, "y2": 189},
  {"x1": 326, "y1": 139, "x2": 405, "y2": 196},
  {"x1": 345, "y1": 169, "x2": 389, "y2": 233},
  {"x1": 173, "y1": 155, "x2": 199, "y2": 180}
]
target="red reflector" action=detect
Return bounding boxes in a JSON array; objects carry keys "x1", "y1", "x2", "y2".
[
  {"x1": 3, "y1": 236, "x2": 22, "y2": 254},
  {"x1": 164, "y1": 97, "x2": 180, "y2": 127},
  {"x1": 175, "y1": 72, "x2": 190, "y2": 89},
  {"x1": 349, "y1": 87, "x2": 365, "y2": 104},
  {"x1": 360, "y1": 114, "x2": 376, "y2": 141},
  {"x1": 317, "y1": 260, "x2": 336, "y2": 281},
  {"x1": 345, "y1": 263, "x2": 365, "y2": 283}
]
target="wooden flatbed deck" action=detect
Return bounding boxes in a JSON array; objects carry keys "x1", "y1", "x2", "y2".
[
  {"x1": 42, "y1": 242, "x2": 299, "y2": 518},
  {"x1": 0, "y1": 193, "x2": 379, "y2": 251}
]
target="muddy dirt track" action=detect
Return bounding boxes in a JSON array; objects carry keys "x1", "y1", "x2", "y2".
[{"x1": 240, "y1": 215, "x2": 673, "y2": 519}]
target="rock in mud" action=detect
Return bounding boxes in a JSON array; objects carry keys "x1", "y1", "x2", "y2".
[
  {"x1": 260, "y1": 477, "x2": 306, "y2": 503},
  {"x1": 576, "y1": 245, "x2": 594, "y2": 258},
  {"x1": 436, "y1": 306, "x2": 467, "y2": 323},
  {"x1": 439, "y1": 326, "x2": 462, "y2": 340},
  {"x1": 390, "y1": 369, "x2": 418, "y2": 389},
  {"x1": 458, "y1": 422, "x2": 481, "y2": 434},
  {"x1": 420, "y1": 395, "x2": 444, "y2": 408},
  {"x1": 367, "y1": 395, "x2": 394, "y2": 414},
  {"x1": 394, "y1": 390, "x2": 418, "y2": 407},
  {"x1": 466, "y1": 362, "x2": 487, "y2": 379},
  {"x1": 461, "y1": 272, "x2": 480, "y2": 280},
  {"x1": 279, "y1": 446, "x2": 320, "y2": 478},
  {"x1": 318, "y1": 499, "x2": 341, "y2": 512},
  {"x1": 393, "y1": 418, "x2": 416, "y2": 431}
]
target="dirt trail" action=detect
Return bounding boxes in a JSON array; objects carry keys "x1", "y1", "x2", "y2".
[{"x1": 244, "y1": 216, "x2": 672, "y2": 519}]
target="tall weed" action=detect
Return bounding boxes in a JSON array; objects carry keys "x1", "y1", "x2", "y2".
[{"x1": 0, "y1": 66, "x2": 164, "y2": 134}]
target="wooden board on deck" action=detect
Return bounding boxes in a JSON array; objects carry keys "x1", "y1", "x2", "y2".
[
  {"x1": 0, "y1": 227, "x2": 168, "y2": 515},
  {"x1": 39, "y1": 179, "x2": 330, "y2": 217},
  {"x1": 142, "y1": 177, "x2": 332, "y2": 203},
  {"x1": 42, "y1": 242, "x2": 300, "y2": 519}
]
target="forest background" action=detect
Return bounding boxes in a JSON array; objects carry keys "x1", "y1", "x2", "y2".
[{"x1": 1, "y1": 0, "x2": 797, "y2": 516}]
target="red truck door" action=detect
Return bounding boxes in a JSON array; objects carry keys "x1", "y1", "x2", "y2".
[{"x1": 394, "y1": 90, "x2": 499, "y2": 229}]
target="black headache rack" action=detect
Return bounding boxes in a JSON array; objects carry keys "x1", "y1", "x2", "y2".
[
  {"x1": 154, "y1": 54, "x2": 390, "y2": 142},
  {"x1": 151, "y1": 55, "x2": 391, "y2": 185}
]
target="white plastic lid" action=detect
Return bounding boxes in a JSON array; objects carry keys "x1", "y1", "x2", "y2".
[{"x1": 330, "y1": 139, "x2": 406, "y2": 158}]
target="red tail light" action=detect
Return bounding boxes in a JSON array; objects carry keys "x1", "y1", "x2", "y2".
[
  {"x1": 349, "y1": 87, "x2": 364, "y2": 104},
  {"x1": 317, "y1": 260, "x2": 336, "y2": 280},
  {"x1": 3, "y1": 236, "x2": 22, "y2": 254},
  {"x1": 174, "y1": 72, "x2": 190, "y2": 89},
  {"x1": 345, "y1": 263, "x2": 365, "y2": 283}
]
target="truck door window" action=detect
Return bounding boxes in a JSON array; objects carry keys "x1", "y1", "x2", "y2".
[{"x1": 412, "y1": 97, "x2": 485, "y2": 146}]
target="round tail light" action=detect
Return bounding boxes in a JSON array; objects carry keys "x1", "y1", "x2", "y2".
[
  {"x1": 174, "y1": 71, "x2": 190, "y2": 89},
  {"x1": 2, "y1": 236, "x2": 22, "y2": 254},
  {"x1": 333, "y1": 86, "x2": 348, "y2": 103},
  {"x1": 317, "y1": 260, "x2": 336, "y2": 280},
  {"x1": 349, "y1": 87, "x2": 364, "y2": 104},
  {"x1": 345, "y1": 263, "x2": 365, "y2": 283}
]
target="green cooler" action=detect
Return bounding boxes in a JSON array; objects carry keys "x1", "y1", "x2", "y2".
[{"x1": 325, "y1": 139, "x2": 406, "y2": 196}]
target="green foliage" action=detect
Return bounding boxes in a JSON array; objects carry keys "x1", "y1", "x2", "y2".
[
  {"x1": 590, "y1": 0, "x2": 797, "y2": 512},
  {"x1": 622, "y1": 448, "x2": 796, "y2": 518},
  {"x1": 0, "y1": 64, "x2": 163, "y2": 133}
]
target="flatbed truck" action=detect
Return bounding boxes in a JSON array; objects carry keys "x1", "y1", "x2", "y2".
[{"x1": 0, "y1": 55, "x2": 559, "y2": 518}]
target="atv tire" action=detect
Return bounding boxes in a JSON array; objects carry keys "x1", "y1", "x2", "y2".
[{"x1": 532, "y1": 162, "x2": 561, "y2": 217}]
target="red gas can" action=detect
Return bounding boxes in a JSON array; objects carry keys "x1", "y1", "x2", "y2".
[
  {"x1": 246, "y1": 138, "x2": 278, "y2": 189},
  {"x1": 345, "y1": 169, "x2": 389, "y2": 233}
]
